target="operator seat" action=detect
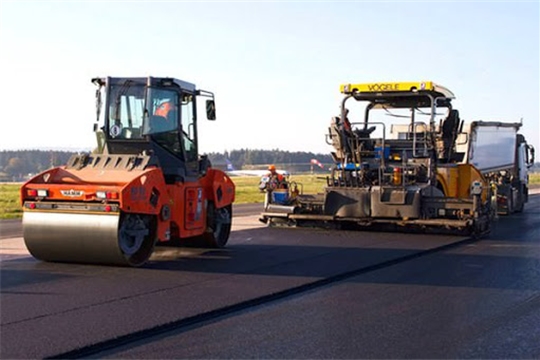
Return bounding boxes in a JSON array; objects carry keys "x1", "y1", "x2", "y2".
[
  {"x1": 440, "y1": 109, "x2": 462, "y2": 162},
  {"x1": 329, "y1": 117, "x2": 346, "y2": 162},
  {"x1": 353, "y1": 125, "x2": 376, "y2": 139},
  {"x1": 442, "y1": 109, "x2": 460, "y2": 139}
]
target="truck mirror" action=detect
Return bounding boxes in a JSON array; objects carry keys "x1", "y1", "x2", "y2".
[{"x1": 206, "y1": 100, "x2": 216, "y2": 120}]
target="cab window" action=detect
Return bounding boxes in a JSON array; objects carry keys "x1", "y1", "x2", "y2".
[
  {"x1": 181, "y1": 93, "x2": 198, "y2": 163},
  {"x1": 144, "y1": 88, "x2": 182, "y2": 156},
  {"x1": 145, "y1": 89, "x2": 179, "y2": 135}
]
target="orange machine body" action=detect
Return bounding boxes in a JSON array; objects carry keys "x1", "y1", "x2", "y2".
[
  {"x1": 20, "y1": 76, "x2": 234, "y2": 267},
  {"x1": 21, "y1": 158, "x2": 235, "y2": 243}
]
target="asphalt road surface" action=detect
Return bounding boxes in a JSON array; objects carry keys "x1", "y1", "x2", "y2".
[
  {"x1": 0, "y1": 219, "x2": 21, "y2": 239},
  {"x1": 1, "y1": 196, "x2": 539, "y2": 359},
  {"x1": 106, "y1": 201, "x2": 540, "y2": 359}
]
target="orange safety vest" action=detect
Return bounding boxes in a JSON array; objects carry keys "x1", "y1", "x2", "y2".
[{"x1": 155, "y1": 102, "x2": 175, "y2": 117}]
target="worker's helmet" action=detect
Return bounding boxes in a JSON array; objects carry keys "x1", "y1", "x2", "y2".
[
  {"x1": 268, "y1": 164, "x2": 276, "y2": 171},
  {"x1": 155, "y1": 101, "x2": 175, "y2": 117}
]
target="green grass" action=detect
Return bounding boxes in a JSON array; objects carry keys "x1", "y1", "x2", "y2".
[
  {"x1": 0, "y1": 184, "x2": 22, "y2": 219},
  {"x1": 0, "y1": 175, "x2": 328, "y2": 219},
  {"x1": 231, "y1": 174, "x2": 328, "y2": 204},
  {"x1": 529, "y1": 172, "x2": 540, "y2": 185}
]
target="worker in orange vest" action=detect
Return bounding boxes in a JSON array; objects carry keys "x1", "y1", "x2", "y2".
[
  {"x1": 155, "y1": 101, "x2": 177, "y2": 119},
  {"x1": 266, "y1": 164, "x2": 287, "y2": 189}
]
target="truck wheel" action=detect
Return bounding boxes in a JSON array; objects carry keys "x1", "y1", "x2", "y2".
[
  {"x1": 202, "y1": 203, "x2": 232, "y2": 248},
  {"x1": 515, "y1": 199, "x2": 524, "y2": 213},
  {"x1": 118, "y1": 213, "x2": 156, "y2": 266}
]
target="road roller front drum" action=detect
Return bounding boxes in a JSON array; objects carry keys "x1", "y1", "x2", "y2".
[{"x1": 23, "y1": 211, "x2": 157, "y2": 267}]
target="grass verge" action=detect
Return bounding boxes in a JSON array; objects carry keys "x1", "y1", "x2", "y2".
[
  {"x1": 530, "y1": 172, "x2": 540, "y2": 185},
  {"x1": 0, "y1": 184, "x2": 22, "y2": 219}
]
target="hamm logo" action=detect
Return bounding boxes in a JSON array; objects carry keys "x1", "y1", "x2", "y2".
[{"x1": 61, "y1": 189, "x2": 84, "y2": 197}]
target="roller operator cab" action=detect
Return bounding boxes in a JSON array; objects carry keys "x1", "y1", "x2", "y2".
[
  {"x1": 260, "y1": 81, "x2": 493, "y2": 236},
  {"x1": 21, "y1": 77, "x2": 235, "y2": 267}
]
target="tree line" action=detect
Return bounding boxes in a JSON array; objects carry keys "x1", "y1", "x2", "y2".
[
  {"x1": 0, "y1": 150, "x2": 75, "y2": 181},
  {"x1": 0, "y1": 149, "x2": 333, "y2": 181},
  {"x1": 207, "y1": 149, "x2": 333, "y2": 171}
]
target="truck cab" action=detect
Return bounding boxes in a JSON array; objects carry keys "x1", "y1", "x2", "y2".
[{"x1": 461, "y1": 121, "x2": 535, "y2": 214}]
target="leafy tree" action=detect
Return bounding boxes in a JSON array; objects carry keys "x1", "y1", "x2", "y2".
[{"x1": 4, "y1": 157, "x2": 25, "y2": 177}]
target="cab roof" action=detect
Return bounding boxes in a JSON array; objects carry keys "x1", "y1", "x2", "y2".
[
  {"x1": 93, "y1": 77, "x2": 197, "y2": 92},
  {"x1": 340, "y1": 81, "x2": 455, "y2": 99},
  {"x1": 340, "y1": 81, "x2": 455, "y2": 109}
]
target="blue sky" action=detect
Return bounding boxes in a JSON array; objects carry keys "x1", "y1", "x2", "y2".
[{"x1": 1, "y1": 1, "x2": 538, "y2": 155}]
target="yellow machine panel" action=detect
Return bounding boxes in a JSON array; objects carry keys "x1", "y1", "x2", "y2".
[
  {"x1": 437, "y1": 164, "x2": 487, "y2": 202},
  {"x1": 340, "y1": 81, "x2": 455, "y2": 99}
]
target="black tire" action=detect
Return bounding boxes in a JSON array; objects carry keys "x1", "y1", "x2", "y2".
[
  {"x1": 515, "y1": 197, "x2": 525, "y2": 213},
  {"x1": 117, "y1": 213, "x2": 156, "y2": 266},
  {"x1": 202, "y1": 203, "x2": 232, "y2": 248},
  {"x1": 515, "y1": 186, "x2": 526, "y2": 213}
]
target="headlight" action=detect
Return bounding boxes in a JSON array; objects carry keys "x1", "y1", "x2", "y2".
[{"x1": 470, "y1": 181, "x2": 483, "y2": 195}]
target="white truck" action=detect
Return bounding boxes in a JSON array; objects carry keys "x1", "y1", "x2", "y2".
[
  {"x1": 460, "y1": 121, "x2": 535, "y2": 214},
  {"x1": 390, "y1": 119, "x2": 536, "y2": 215}
]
